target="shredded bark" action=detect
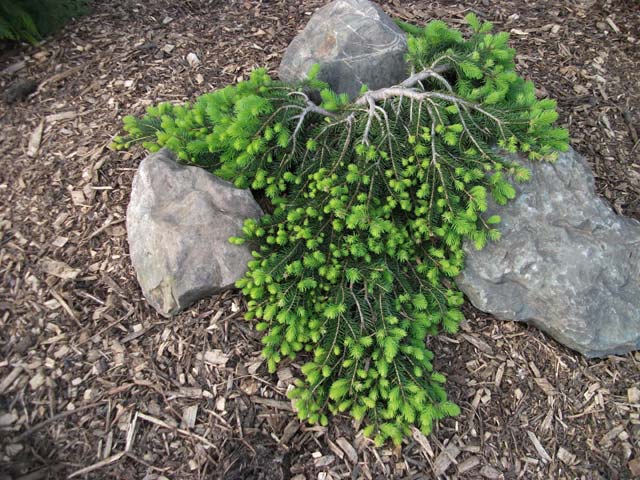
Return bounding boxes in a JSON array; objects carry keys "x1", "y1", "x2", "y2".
[{"x1": 0, "y1": 0, "x2": 638, "y2": 478}]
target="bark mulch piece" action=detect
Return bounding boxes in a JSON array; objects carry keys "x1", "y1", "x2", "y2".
[{"x1": 0, "y1": 0, "x2": 638, "y2": 479}]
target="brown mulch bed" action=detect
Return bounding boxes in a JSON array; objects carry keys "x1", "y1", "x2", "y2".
[{"x1": 0, "y1": 0, "x2": 639, "y2": 479}]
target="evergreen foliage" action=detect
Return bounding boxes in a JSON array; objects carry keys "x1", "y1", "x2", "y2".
[
  {"x1": 0, "y1": 0, "x2": 90, "y2": 44},
  {"x1": 113, "y1": 15, "x2": 569, "y2": 445}
]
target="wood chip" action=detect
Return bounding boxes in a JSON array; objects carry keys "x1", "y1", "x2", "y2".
[
  {"x1": 336, "y1": 437, "x2": 358, "y2": 464},
  {"x1": 526, "y1": 431, "x2": 552, "y2": 462},
  {"x1": 494, "y1": 362, "x2": 505, "y2": 388},
  {"x1": 0, "y1": 412, "x2": 18, "y2": 427},
  {"x1": 534, "y1": 377, "x2": 558, "y2": 396},
  {"x1": 198, "y1": 350, "x2": 229, "y2": 366},
  {"x1": 125, "y1": 411, "x2": 139, "y2": 452},
  {"x1": 0, "y1": 366, "x2": 24, "y2": 394},
  {"x1": 40, "y1": 257, "x2": 80, "y2": 280},
  {"x1": 136, "y1": 412, "x2": 217, "y2": 450},
  {"x1": 279, "y1": 420, "x2": 299, "y2": 444},
  {"x1": 457, "y1": 456, "x2": 480, "y2": 474},
  {"x1": 461, "y1": 334, "x2": 493, "y2": 354},
  {"x1": 528, "y1": 361, "x2": 541, "y2": 378},
  {"x1": 411, "y1": 427, "x2": 434, "y2": 457},
  {"x1": 326, "y1": 438, "x2": 344, "y2": 460},
  {"x1": 45, "y1": 111, "x2": 76, "y2": 122},
  {"x1": 433, "y1": 443, "x2": 460, "y2": 476},
  {"x1": 50, "y1": 289, "x2": 80, "y2": 326},
  {"x1": 38, "y1": 62, "x2": 94, "y2": 91},
  {"x1": 606, "y1": 17, "x2": 620, "y2": 33},
  {"x1": 628, "y1": 386, "x2": 640, "y2": 403},
  {"x1": 240, "y1": 377, "x2": 258, "y2": 395},
  {"x1": 557, "y1": 447, "x2": 576, "y2": 465},
  {"x1": 602, "y1": 425, "x2": 625, "y2": 445},
  {"x1": 479, "y1": 465, "x2": 502, "y2": 479},
  {"x1": 250, "y1": 396, "x2": 294, "y2": 411},
  {"x1": 277, "y1": 367, "x2": 293, "y2": 382},
  {"x1": 186, "y1": 52, "x2": 200, "y2": 67},
  {"x1": 70, "y1": 190, "x2": 86, "y2": 206},
  {"x1": 314, "y1": 454, "x2": 335, "y2": 468},
  {"x1": 29, "y1": 372, "x2": 45, "y2": 390},
  {"x1": 52, "y1": 236, "x2": 68, "y2": 248},
  {"x1": 181, "y1": 405, "x2": 198, "y2": 429},
  {"x1": 68, "y1": 452, "x2": 126, "y2": 478},
  {"x1": 2, "y1": 60, "x2": 26, "y2": 75},
  {"x1": 540, "y1": 406, "x2": 555, "y2": 431},
  {"x1": 27, "y1": 120, "x2": 44, "y2": 157}
]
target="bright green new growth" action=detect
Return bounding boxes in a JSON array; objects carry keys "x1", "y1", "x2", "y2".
[{"x1": 113, "y1": 15, "x2": 569, "y2": 446}]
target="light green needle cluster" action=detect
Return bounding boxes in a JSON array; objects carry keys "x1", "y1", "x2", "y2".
[{"x1": 113, "y1": 15, "x2": 569, "y2": 445}]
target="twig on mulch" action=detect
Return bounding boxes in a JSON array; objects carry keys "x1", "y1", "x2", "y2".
[{"x1": 15, "y1": 401, "x2": 106, "y2": 442}]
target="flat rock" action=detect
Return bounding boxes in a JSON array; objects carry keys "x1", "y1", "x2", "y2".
[
  {"x1": 127, "y1": 149, "x2": 262, "y2": 317},
  {"x1": 456, "y1": 148, "x2": 640, "y2": 357},
  {"x1": 279, "y1": 0, "x2": 408, "y2": 99}
]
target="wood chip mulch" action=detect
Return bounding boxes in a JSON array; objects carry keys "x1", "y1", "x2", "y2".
[{"x1": 0, "y1": 0, "x2": 638, "y2": 479}]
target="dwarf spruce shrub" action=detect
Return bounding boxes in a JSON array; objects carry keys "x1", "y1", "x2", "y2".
[
  {"x1": 0, "y1": 0, "x2": 90, "y2": 44},
  {"x1": 114, "y1": 15, "x2": 569, "y2": 445}
]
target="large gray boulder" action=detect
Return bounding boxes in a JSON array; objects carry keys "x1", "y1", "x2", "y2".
[
  {"x1": 127, "y1": 149, "x2": 262, "y2": 317},
  {"x1": 279, "y1": 0, "x2": 408, "y2": 99},
  {"x1": 456, "y1": 148, "x2": 640, "y2": 358}
]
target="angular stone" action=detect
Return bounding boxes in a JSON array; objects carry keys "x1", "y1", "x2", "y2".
[
  {"x1": 127, "y1": 149, "x2": 262, "y2": 317},
  {"x1": 456, "y1": 148, "x2": 640, "y2": 358},
  {"x1": 279, "y1": 0, "x2": 408, "y2": 99}
]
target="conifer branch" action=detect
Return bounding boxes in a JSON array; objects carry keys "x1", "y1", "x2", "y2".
[
  {"x1": 400, "y1": 64, "x2": 452, "y2": 90},
  {"x1": 114, "y1": 15, "x2": 570, "y2": 446},
  {"x1": 290, "y1": 99, "x2": 338, "y2": 150}
]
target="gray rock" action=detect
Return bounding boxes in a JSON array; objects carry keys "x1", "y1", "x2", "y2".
[
  {"x1": 127, "y1": 149, "x2": 262, "y2": 317},
  {"x1": 456, "y1": 148, "x2": 640, "y2": 358},
  {"x1": 279, "y1": 0, "x2": 408, "y2": 99}
]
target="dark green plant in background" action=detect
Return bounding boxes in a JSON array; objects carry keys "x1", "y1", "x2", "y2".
[
  {"x1": 0, "y1": 0, "x2": 90, "y2": 44},
  {"x1": 113, "y1": 15, "x2": 569, "y2": 445}
]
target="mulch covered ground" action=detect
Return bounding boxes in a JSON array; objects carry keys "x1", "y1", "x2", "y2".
[{"x1": 0, "y1": 0, "x2": 639, "y2": 478}]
